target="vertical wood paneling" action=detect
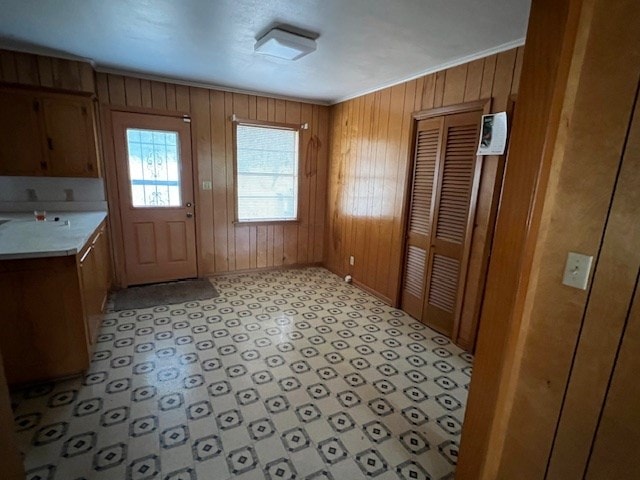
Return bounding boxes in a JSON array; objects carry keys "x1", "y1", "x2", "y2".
[
  {"x1": 78, "y1": 63, "x2": 95, "y2": 93},
  {"x1": 442, "y1": 64, "x2": 468, "y2": 106},
  {"x1": 233, "y1": 94, "x2": 251, "y2": 271},
  {"x1": 1, "y1": 48, "x2": 327, "y2": 280},
  {"x1": 95, "y1": 73, "x2": 109, "y2": 101},
  {"x1": 389, "y1": 80, "x2": 418, "y2": 297},
  {"x1": 191, "y1": 88, "x2": 214, "y2": 273},
  {"x1": 326, "y1": 47, "x2": 523, "y2": 304},
  {"x1": 464, "y1": 59, "x2": 484, "y2": 102},
  {"x1": 492, "y1": 50, "x2": 518, "y2": 111},
  {"x1": 140, "y1": 80, "x2": 153, "y2": 108},
  {"x1": 165, "y1": 84, "x2": 177, "y2": 111},
  {"x1": 374, "y1": 84, "x2": 405, "y2": 293},
  {"x1": 175, "y1": 85, "x2": 190, "y2": 112},
  {"x1": 342, "y1": 98, "x2": 362, "y2": 278},
  {"x1": 284, "y1": 101, "x2": 301, "y2": 265},
  {"x1": 107, "y1": 75, "x2": 126, "y2": 106},
  {"x1": 255, "y1": 97, "x2": 269, "y2": 268},
  {"x1": 210, "y1": 90, "x2": 229, "y2": 272},
  {"x1": 36, "y1": 56, "x2": 54, "y2": 88},
  {"x1": 51, "y1": 58, "x2": 82, "y2": 91},
  {"x1": 480, "y1": 54, "x2": 498, "y2": 99},
  {"x1": 315, "y1": 104, "x2": 329, "y2": 262},
  {"x1": 0, "y1": 49, "x2": 94, "y2": 93},
  {"x1": 124, "y1": 77, "x2": 142, "y2": 107},
  {"x1": 421, "y1": 74, "x2": 436, "y2": 109},
  {"x1": 93, "y1": 73, "x2": 328, "y2": 278},
  {"x1": 0, "y1": 51, "x2": 18, "y2": 83},
  {"x1": 298, "y1": 102, "x2": 313, "y2": 265},
  {"x1": 433, "y1": 71, "x2": 446, "y2": 108},
  {"x1": 150, "y1": 81, "x2": 167, "y2": 110},
  {"x1": 511, "y1": 47, "x2": 525, "y2": 94},
  {"x1": 224, "y1": 92, "x2": 237, "y2": 270},
  {"x1": 14, "y1": 52, "x2": 39, "y2": 86}
]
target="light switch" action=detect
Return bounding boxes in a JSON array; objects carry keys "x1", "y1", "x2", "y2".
[
  {"x1": 562, "y1": 252, "x2": 593, "y2": 290},
  {"x1": 349, "y1": 255, "x2": 355, "y2": 266},
  {"x1": 202, "y1": 180, "x2": 212, "y2": 190}
]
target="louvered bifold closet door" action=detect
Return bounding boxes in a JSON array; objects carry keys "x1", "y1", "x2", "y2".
[
  {"x1": 422, "y1": 110, "x2": 482, "y2": 335},
  {"x1": 401, "y1": 117, "x2": 444, "y2": 319}
]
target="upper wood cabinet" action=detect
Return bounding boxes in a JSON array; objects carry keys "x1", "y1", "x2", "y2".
[
  {"x1": 0, "y1": 87, "x2": 100, "y2": 177},
  {"x1": 0, "y1": 90, "x2": 45, "y2": 176}
]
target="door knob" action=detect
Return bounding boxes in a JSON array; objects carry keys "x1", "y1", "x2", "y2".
[
  {"x1": 186, "y1": 212, "x2": 193, "y2": 218},
  {"x1": 186, "y1": 202, "x2": 192, "y2": 207}
]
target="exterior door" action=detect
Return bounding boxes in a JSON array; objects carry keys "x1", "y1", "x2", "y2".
[
  {"x1": 111, "y1": 111, "x2": 197, "y2": 286},
  {"x1": 401, "y1": 110, "x2": 483, "y2": 336}
]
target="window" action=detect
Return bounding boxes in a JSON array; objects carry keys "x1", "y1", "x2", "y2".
[
  {"x1": 235, "y1": 122, "x2": 299, "y2": 222},
  {"x1": 126, "y1": 128, "x2": 182, "y2": 207}
]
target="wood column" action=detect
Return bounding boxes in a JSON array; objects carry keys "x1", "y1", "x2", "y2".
[{"x1": 457, "y1": 0, "x2": 640, "y2": 478}]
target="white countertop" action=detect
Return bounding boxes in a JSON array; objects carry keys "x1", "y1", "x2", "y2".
[{"x1": 0, "y1": 211, "x2": 107, "y2": 260}]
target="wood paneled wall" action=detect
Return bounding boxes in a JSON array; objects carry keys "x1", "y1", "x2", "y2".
[
  {"x1": 325, "y1": 47, "x2": 524, "y2": 305},
  {"x1": 0, "y1": 49, "x2": 94, "y2": 93},
  {"x1": 95, "y1": 73, "x2": 329, "y2": 281}
]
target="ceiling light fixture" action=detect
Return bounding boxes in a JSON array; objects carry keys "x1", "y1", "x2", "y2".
[{"x1": 254, "y1": 28, "x2": 317, "y2": 61}]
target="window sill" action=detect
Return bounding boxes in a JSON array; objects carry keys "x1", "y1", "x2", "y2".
[{"x1": 233, "y1": 219, "x2": 300, "y2": 226}]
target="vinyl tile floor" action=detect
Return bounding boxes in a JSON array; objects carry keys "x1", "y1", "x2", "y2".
[{"x1": 11, "y1": 267, "x2": 472, "y2": 480}]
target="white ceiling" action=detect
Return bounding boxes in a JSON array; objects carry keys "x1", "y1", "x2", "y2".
[{"x1": 0, "y1": 0, "x2": 530, "y2": 104}]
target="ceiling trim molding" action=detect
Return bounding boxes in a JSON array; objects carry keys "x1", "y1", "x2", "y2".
[
  {"x1": 1, "y1": 36, "x2": 526, "y2": 107},
  {"x1": 329, "y1": 37, "x2": 526, "y2": 105},
  {"x1": 0, "y1": 40, "x2": 96, "y2": 67},
  {"x1": 93, "y1": 66, "x2": 331, "y2": 106}
]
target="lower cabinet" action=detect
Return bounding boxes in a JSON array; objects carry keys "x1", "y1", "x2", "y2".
[
  {"x1": 0, "y1": 221, "x2": 111, "y2": 385},
  {"x1": 78, "y1": 224, "x2": 111, "y2": 345}
]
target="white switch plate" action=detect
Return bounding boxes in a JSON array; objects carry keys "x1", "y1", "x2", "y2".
[
  {"x1": 349, "y1": 255, "x2": 355, "y2": 266},
  {"x1": 202, "y1": 180, "x2": 212, "y2": 190},
  {"x1": 562, "y1": 252, "x2": 594, "y2": 290}
]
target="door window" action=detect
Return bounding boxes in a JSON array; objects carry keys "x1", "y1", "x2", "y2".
[{"x1": 126, "y1": 128, "x2": 181, "y2": 207}]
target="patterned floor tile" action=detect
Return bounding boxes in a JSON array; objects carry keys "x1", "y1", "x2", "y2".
[{"x1": 10, "y1": 267, "x2": 472, "y2": 479}]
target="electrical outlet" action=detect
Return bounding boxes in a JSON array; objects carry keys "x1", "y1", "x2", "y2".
[
  {"x1": 202, "y1": 180, "x2": 212, "y2": 190},
  {"x1": 349, "y1": 255, "x2": 355, "y2": 266},
  {"x1": 562, "y1": 252, "x2": 593, "y2": 290}
]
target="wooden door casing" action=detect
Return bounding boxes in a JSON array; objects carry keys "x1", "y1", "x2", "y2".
[
  {"x1": 111, "y1": 111, "x2": 197, "y2": 286},
  {"x1": 401, "y1": 108, "x2": 483, "y2": 338}
]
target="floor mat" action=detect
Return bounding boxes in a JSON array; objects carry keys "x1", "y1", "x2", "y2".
[{"x1": 112, "y1": 278, "x2": 219, "y2": 310}]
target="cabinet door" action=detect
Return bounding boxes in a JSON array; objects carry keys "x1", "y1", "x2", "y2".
[
  {"x1": 401, "y1": 117, "x2": 444, "y2": 319},
  {"x1": 42, "y1": 96, "x2": 99, "y2": 177},
  {"x1": 79, "y1": 244, "x2": 99, "y2": 344},
  {"x1": 80, "y1": 227, "x2": 111, "y2": 345},
  {"x1": 0, "y1": 90, "x2": 46, "y2": 175},
  {"x1": 422, "y1": 110, "x2": 482, "y2": 335}
]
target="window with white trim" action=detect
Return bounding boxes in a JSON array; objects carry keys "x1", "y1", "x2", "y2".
[{"x1": 235, "y1": 122, "x2": 299, "y2": 222}]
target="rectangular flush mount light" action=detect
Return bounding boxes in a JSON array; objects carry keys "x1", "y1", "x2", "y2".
[{"x1": 255, "y1": 28, "x2": 317, "y2": 60}]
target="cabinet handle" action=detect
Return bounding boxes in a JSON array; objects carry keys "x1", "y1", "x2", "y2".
[
  {"x1": 47, "y1": 137, "x2": 54, "y2": 150},
  {"x1": 40, "y1": 161, "x2": 48, "y2": 170},
  {"x1": 33, "y1": 100, "x2": 40, "y2": 112},
  {"x1": 87, "y1": 163, "x2": 94, "y2": 171},
  {"x1": 80, "y1": 246, "x2": 93, "y2": 263}
]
